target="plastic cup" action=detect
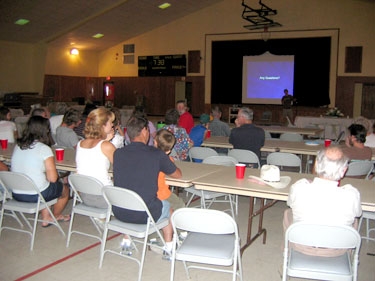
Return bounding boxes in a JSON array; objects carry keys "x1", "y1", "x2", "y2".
[
  {"x1": 55, "y1": 148, "x2": 65, "y2": 161},
  {"x1": 0, "y1": 139, "x2": 8, "y2": 149},
  {"x1": 235, "y1": 164, "x2": 246, "y2": 179},
  {"x1": 123, "y1": 127, "x2": 127, "y2": 134},
  {"x1": 206, "y1": 130, "x2": 211, "y2": 138},
  {"x1": 324, "y1": 139, "x2": 332, "y2": 147},
  {"x1": 157, "y1": 121, "x2": 165, "y2": 130}
]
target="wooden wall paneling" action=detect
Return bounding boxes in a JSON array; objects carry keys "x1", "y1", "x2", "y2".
[
  {"x1": 43, "y1": 75, "x2": 61, "y2": 100},
  {"x1": 60, "y1": 76, "x2": 86, "y2": 102},
  {"x1": 187, "y1": 76, "x2": 205, "y2": 116}
]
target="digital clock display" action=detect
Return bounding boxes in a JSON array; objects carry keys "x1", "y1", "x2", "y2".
[{"x1": 138, "y1": 55, "x2": 186, "y2": 76}]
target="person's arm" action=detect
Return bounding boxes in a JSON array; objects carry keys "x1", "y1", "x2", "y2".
[
  {"x1": 45, "y1": 156, "x2": 58, "y2": 182},
  {"x1": 0, "y1": 161, "x2": 8, "y2": 171},
  {"x1": 167, "y1": 167, "x2": 182, "y2": 179},
  {"x1": 101, "y1": 140, "x2": 116, "y2": 164}
]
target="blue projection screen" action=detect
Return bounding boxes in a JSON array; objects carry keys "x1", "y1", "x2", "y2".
[{"x1": 242, "y1": 52, "x2": 294, "y2": 104}]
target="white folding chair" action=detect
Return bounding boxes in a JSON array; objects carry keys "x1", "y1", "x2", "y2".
[
  {"x1": 170, "y1": 208, "x2": 243, "y2": 281},
  {"x1": 345, "y1": 160, "x2": 373, "y2": 179},
  {"x1": 228, "y1": 149, "x2": 260, "y2": 169},
  {"x1": 66, "y1": 174, "x2": 110, "y2": 248},
  {"x1": 282, "y1": 222, "x2": 361, "y2": 281},
  {"x1": 99, "y1": 186, "x2": 169, "y2": 281},
  {"x1": 358, "y1": 177, "x2": 375, "y2": 242},
  {"x1": 279, "y1": 133, "x2": 303, "y2": 142},
  {"x1": 185, "y1": 156, "x2": 239, "y2": 217},
  {"x1": 0, "y1": 171, "x2": 65, "y2": 250},
  {"x1": 267, "y1": 152, "x2": 302, "y2": 173},
  {"x1": 189, "y1": 146, "x2": 218, "y2": 163}
]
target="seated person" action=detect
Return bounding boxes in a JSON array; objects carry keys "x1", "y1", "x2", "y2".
[
  {"x1": 76, "y1": 107, "x2": 116, "y2": 208},
  {"x1": 11, "y1": 116, "x2": 70, "y2": 226},
  {"x1": 353, "y1": 116, "x2": 375, "y2": 148},
  {"x1": 229, "y1": 107, "x2": 265, "y2": 161},
  {"x1": 163, "y1": 109, "x2": 194, "y2": 161},
  {"x1": 113, "y1": 116, "x2": 182, "y2": 257},
  {"x1": 189, "y1": 113, "x2": 210, "y2": 147},
  {"x1": 49, "y1": 102, "x2": 68, "y2": 138},
  {"x1": 209, "y1": 106, "x2": 231, "y2": 137},
  {"x1": 154, "y1": 129, "x2": 185, "y2": 211},
  {"x1": 284, "y1": 146, "x2": 362, "y2": 257},
  {"x1": 74, "y1": 103, "x2": 97, "y2": 139},
  {"x1": 55, "y1": 108, "x2": 82, "y2": 148},
  {"x1": 341, "y1": 123, "x2": 372, "y2": 160},
  {"x1": 125, "y1": 110, "x2": 156, "y2": 146},
  {"x1": 110, "y1": 107, "x2": 125, "y2": 149},
  {"x1": 176, "y1": 100, "x2": 194, "y2": 134},
  {"x1": 0, "y1": 106, "x2": 18, "y2": 143}
]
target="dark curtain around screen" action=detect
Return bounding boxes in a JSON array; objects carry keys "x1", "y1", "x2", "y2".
[{"x1": 211, "y1": 37, "x2": 331, "y2": 106}]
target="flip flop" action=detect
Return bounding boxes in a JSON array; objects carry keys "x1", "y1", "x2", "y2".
[
  {"x1": 42, "y1": 223, "x2": 53, "y2": 228},
  {"x1": 56, "y1": 215, "x2": 71, "y2": 222}
]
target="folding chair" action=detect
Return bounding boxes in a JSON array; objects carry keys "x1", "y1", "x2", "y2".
[
  {"x1": 185, "y1": 156, "x2": 238, "y2": 217},
  {"x1": 358, "y1": 177, "x2": 375, "y2": 242},
  {"x1": 267, "y1": 152, "x2": 302, "y2": 173},
  {"x1": 228, "y1": 149, "x2": 260, "y2": 169},
  {"x1": 188, "y1": 146, "x2": 218, "y2": 163},
  {"x1": 66, "y1": 174, "x2": 110, "y2": 248},
  {"x1": 279, "y1": 133, "x2": 303, "y2": 142},
  {"x1": 170, "y1": 208, "x2": 243, "y2": 281},
  {"x1": 282, "y1": 222, "x2": 361, "y2": 281},
  {"x1": 345, "y1": 160, "x2": 373, "y2": 179},
  {"x1": 0, "y1": 171, "x2": 65, "y2": 250},
  {"x1": 99, "y1": 186, "x2": 169, "y2": 281}
]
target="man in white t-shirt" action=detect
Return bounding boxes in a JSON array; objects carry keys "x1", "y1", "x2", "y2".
[{"x1": 284, "y1": 146, "x2": 362, "y2": 256}]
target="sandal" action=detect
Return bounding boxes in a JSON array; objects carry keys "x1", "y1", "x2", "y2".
[{"x1": 56, "y1": 215, "x2": 71, "y2": 222}]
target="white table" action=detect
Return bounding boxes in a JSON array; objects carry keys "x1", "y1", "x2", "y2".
[
  {"x1": 192, "y1": 166, "x2": 375, "y2": 254},
  {"x1": 294, "y1": 116, "x2": 355, "y2": 140}
]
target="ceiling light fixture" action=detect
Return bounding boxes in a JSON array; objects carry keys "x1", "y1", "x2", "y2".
[
  {"x1": 70, "y1": 48, "x2": 79, "y2": 55},
  {"x1": 92, "y1": 33, "x2": 104, "y2": 39},
  {"x1": 15, "y1": 19, "x2": 30, "y2": 26},
  {"x1": 158, "y1": 3, "x2": 171, "y2": 9}
]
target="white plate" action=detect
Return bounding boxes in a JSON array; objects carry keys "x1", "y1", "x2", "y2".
[{"x1": 305, "y1": 141, "x2": 319, "y2": 146}]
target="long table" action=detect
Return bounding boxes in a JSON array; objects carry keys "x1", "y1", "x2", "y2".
[
  {"x1": 258, "y1": 125, "x2": 324, "y2": 136},
  {"x1": 191, "y1": 165, "x2": 375, "y2": 254},
  {"x1": 202, "y1": 136, "x2": 325, "y2": 156}
]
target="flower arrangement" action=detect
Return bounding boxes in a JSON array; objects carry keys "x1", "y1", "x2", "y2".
[{"x1": 325, "y1": 107, "x2": 344, "y2": 117}]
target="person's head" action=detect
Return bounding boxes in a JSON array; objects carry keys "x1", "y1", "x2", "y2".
[
  {"x1": 165, "y1": 108, "x2": 180, "y2": 125},
  {"x1": 314, "y1": 146, "x2": 349, "y2": 181},
  {"x1": 31, "y1": 108, "x2": 48, "y2": 118},
  {"x1": 62, "y1": 108, "x2": 82, "y2": 127},
  {"x1": 347, "y1": 123, "x2": 367, "y2": 144},
  {"x1": 353, "y1": 116, "x2": 372, "y2": 136},
  {"x1": 211, "y1": 106, "x2": 222, "y2": 119},
  {"x1": 154, "y1": 129, "x2": 176, "y2": 154},
  {"x1": 236, "y1": 107, "x2": 253, "y2": 126},
  {"x1": 284, "y1": 89, "x2": 289, "y2": 95},
  {"x1": 84, "y1": 107, "x2": 115, "y2": 139},
  {"x1": 18, "y1": 116, "x2": 53, "y2": 148},
  {"x1": 176, "y1": 100, "x2": 188, "y2": 115},
  {"x1": 0, "y1": 106, "x2": 11, "y2": 121},
  {"x1": 126, "y1": 116, "x2": 149, "y2": 143},
  {"x1": 199, "y1": 113, "x2": 210, "y2": 125},
  {"x1": 83, "y1": 103, "x2": 97, "y2": 116},
  {"x1": 54, "y1": 102, "x2": 68, "y2": 115}
]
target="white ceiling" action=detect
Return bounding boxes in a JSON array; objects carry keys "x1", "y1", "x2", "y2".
[{"x1": 0, "y1": 0, "x2": 223, "y2": 51}]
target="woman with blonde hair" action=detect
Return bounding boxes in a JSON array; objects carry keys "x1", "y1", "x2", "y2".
[{"x1": 75, "y1": 107, "x2": 116, "y2": 208}]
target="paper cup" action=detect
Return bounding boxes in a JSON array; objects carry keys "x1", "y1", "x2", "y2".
[
  {"x1": 235, "y1": 164, "x2": 246, "y2": 179},
  {"x1": 0, "y1": 139, "x2": 8, "y2": 149},
  {"x1": 206, "y1": 130, "x2": 211, "y2": 138},
  {"x1": 55, "y1": 148, "x2": 65, "y2": 161},
  {"x1": 324, "y1": 139, "x2": 332, "y2": 147}
]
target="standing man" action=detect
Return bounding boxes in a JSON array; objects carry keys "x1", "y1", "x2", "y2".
[
  {"x1": 113, "y1": 116, "x2": 182, "y2": 257},
  {"x1": 229, "y1": 107, "x2": 265, "y2": 161},
  {"x1": 209, "y1": 106, "x2": 231, "y2": 137},
  {"x1": 281, "y1": 89, "x2": 294, "y2": 125},
  {"x1": 176, "y1": 100, "x2": 194, "y2": 134}
]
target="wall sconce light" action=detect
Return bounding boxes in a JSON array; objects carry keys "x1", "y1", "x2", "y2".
[{"x1": 70, "y1": 48, "x2": 79, "y2": 55}]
